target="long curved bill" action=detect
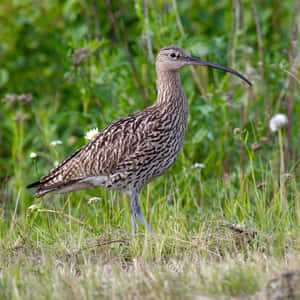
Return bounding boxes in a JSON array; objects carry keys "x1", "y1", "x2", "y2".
[{"x1": 186, "y1": 57, "x2": 252, "y2": 86}]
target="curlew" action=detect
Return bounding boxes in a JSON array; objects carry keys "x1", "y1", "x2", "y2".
[{"x1": 27, "y1": 46, "x2": 251, "y2": 236}]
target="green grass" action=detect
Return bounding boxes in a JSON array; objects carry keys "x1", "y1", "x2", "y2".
[
  {"x1": 1, "y1": 0, "x2": 299, "y2": 298},
  {"x1": 1, "y1": 153, "x2": 299, "y2": 299}
]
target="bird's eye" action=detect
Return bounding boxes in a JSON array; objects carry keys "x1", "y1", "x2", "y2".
[{"x1": 170, "y1": 53, "x2": 176, "y2": 58}]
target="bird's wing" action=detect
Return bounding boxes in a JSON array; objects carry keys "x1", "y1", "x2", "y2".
[{"x1": 27, "y1": 108, "x2": 160, "y2": 193}]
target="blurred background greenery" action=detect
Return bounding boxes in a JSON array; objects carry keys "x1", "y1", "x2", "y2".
[
  {"x1": 0, "y1": 0, "x2": 299, "y2": 215},
  {"x1": 1, "y1": 2, "x2": 299, "y2": 297}
]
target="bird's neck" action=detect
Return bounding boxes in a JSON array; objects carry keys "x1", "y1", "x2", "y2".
[{"x1": 155, "y1": 71, "x2": 186, "y2": 107}]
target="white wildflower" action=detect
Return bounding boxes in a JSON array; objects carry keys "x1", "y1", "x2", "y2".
[
  {"x1": 192, "y1": 163, "x2": 205, "y2": 169},
  {"x1": 27, "y1": 204, "x2": 39, "y2": 212},
  {"x1": 54, "y1": 161, "x2": 59, "y2": 167},
  {"x1": 85, "y1": 128, "x2": 99, "y2": 140},
  {"x1": 269, "y1": 114, "x2": 288, "y2": 132},
  {"x1": 29, "y1": 152, "x2": 37, "y2": 159},
  {"x1": 207, "y1": 132, "x2": 214, "y2": 140},
  {"x1": 88, "y1": 197, "x2": 102, "y2": 204},
  {"x1": 50, "y1": 140, "x2": 62, "y2": 146},
  {"x1": 246, "y1": 65, "x2": 256, "y2": 75},
  {"x1": 233, "y1": 128, "x2": 241, "y2": 135},
  {"x1": 246, "y1": 47, "x2": 253, "y2": 54}
]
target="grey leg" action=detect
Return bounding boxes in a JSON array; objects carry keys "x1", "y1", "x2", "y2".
[
  {"x1": 131, "y1": 191, "x2": 154, "y2": 237},
  {"x1": 130, "y1": 197, "x2": 137, "y2": 235}
]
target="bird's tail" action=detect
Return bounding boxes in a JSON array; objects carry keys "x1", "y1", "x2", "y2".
[
  {"x1": 26, "y1": 180, "x2": 57, "y2": 198},
  {"x1": 27, "y1": 178, "x2": 81, "y2": 198}
]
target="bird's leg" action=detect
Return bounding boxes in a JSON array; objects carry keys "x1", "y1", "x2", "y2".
[
  {"x1": 136, "y1": 202, "x2": 154, "y2": 237},
  {"x1": 130, "y1": 196, "x2": 137, "y2": 235},
  {"x1": 131, "y1": 191, "x2": 154, "y2": 237}
]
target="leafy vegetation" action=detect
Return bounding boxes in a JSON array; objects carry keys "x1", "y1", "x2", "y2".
[{"x1": 0, "y1": 0, "x2": 299, "y2": 298}]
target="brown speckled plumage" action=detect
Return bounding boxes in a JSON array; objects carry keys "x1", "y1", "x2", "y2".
[{"x1": 27, "y1": 46, "x2": 251, "y2": 235}]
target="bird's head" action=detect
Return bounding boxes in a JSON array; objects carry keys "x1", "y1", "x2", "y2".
[{"x1": 156, "y1": 46, "x2": 251, "y2": 86}]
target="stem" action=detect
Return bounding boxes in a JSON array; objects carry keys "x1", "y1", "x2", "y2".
[
  {"x1": 278, "y1": 129, "x2": 287, "y2": 208},
  {"x1": 252, "y1": 0, "x2": 269, "y2": 122},
  {"x1": 144, "y1": 0, "x2": 154, "y2": 61},
  {"x1": 171, "y1": 0, "x2": 207, "y2": 99},
  {"x1": 240, "y1": 2, "x2": 249, "y2": 181},
  {"x1": 120, "y1": 16, "x2": 149, "y2": 104},
  {"x1": 278, "y1": 129, "x2": 285, "y2": 174},
  {"x1": 105, "y1": 0, "x2": 149, "y2": 104},
  {"x1": 92, "y1": 0, "x2": 102, "y2": 41},
  {"x1": 285, "y1": 0, "x2": 298, "y2": 169}
]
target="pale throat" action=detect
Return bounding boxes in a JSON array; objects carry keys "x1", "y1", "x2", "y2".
[{"x1": 155, "y1": 70, "x2": 186, "y2": 106}]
